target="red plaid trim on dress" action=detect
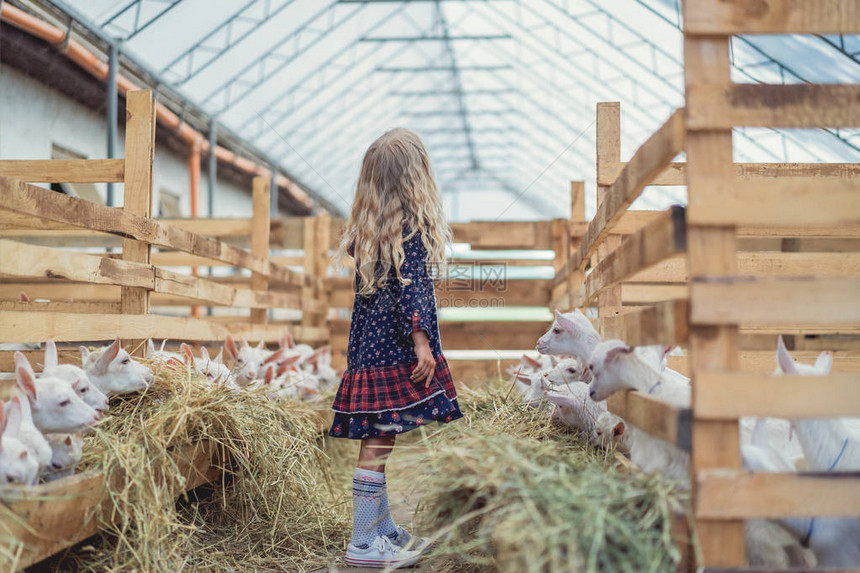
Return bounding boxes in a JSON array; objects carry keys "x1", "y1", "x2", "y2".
[{"x1": 331, "y1": 354, "x2": 457, "y2": 414}]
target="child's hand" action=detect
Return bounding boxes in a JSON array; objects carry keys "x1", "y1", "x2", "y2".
[{"x1": 410, "y1": 331, "x2": 435, "y2": 388}]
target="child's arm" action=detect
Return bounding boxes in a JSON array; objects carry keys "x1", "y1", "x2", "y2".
[{"x1": 410, "y1": 330, "x2": 435, "y2": 388}]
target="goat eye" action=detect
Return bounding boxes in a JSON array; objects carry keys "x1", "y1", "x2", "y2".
[
  {"x1": 553, "y1": 328, "x2": 561, "y2": 334},
  {"x1": 237, "y1": 358, "x2": 244, "y2": 364},
  {"x1": 80, "y1": 387, "x2": 88, "y2": 393},
  {"x1": 121, "y1": 358, "x2": 131, "y2": 365},
  {"x1": 52, "y1": 462, "x2": 62, "y2": 469},
  {"x1": 567, "y1": 368, "x2": 576, "y2": 374},
  {"x1": 59, "y1": 399, "x2": 71, "y2": 407}
]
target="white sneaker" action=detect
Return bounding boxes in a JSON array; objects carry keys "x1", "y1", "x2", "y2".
[
  {"x1": 345, "y1": 535, "x2": 423, "y2": 569},
  {"x1": 391, "y1": 525, "x2": 433, "y2": 554}
]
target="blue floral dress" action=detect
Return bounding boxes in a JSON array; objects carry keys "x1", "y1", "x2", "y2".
[{"x1": 329, "y1": 227, "x2": 462, "y2": 439}]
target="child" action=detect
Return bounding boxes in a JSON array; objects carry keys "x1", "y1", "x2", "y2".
[{"x1": 330, "y1": 128, "x2": 463, "y2": 568}]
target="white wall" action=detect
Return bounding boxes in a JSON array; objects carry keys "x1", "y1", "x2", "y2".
[{"x1": 0, "y1": 63, "x2": 276, "y2": 218}]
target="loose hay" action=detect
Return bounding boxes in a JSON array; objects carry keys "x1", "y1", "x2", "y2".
[
  {"x1": 394, "y1": 381, "x2": 689, "y2": 573},
  {"x1": 51, "y1": 360, "x2": 348, "y2": 572}
]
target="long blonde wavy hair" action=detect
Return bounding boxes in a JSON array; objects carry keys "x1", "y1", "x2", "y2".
[{"x1": 336, "y1": 128, "x2": 451, "y2": 296}]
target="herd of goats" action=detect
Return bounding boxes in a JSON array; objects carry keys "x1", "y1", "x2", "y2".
[
  {"x1": 0, "y1": 333, "x2": 336, "y2": 488},
  {"x1": 520, "y1": 309, "x2": 858, "y2": 568},
  {"x1": 0, "y1": 307, "x2": 857, "y2": 567}
]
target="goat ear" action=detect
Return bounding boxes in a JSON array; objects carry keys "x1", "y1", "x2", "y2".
[
  {"x1": 95, "y1": 339, "x2": 121, "y2": 374},
  {"x1": 224, "y1": 335, "x2": 239, "y2": 360},
  {"x1": 64, "y1": 435, "x2": 73, "y2": 446},
  {"x1": 814, "y1": 351, "x2": 833, "y2": 375},
  {"x1": 15, "y1": 364, "x2": 37, "y2": 403},
  {"x1": 555, "y1": 312, "x2": 579, "y2": 334},
  {"x1": 214, "y1": 349, "x2": 224, "y2": 365},
  {"x1": 200, "y1": 346, "x2": 210, "y2": 362},
  {"x1": 14, "y1": 351, "x2": 34, "y2": 377},
  {"x1": 264, "y1": 365, "x2": 274, "y2": 385},
  {"x1": 19, "y1": 291, "x2": 30, "y2": 303},
  {"x1": 613, "y1": 422, "x2": 625, "y2": 437},
  {"x1": 255, "y1": 340, "x2": 265, "y2": 351},
  {"x1": 522, "y1": 355, "x2": 541, "y2": 368},
  {"x1": 72, "y1": 378, "x2": 83, "y2": 390},
  {"x1": 0, "y1": 404, "x2": 6, "y2": 439},
  {"x1": 515, "y1": 372, "x2": 532, "y2": 385},
  {"x1": 776, "y1": 335, "x2": 798, "y2": 375},
  {"x1": 80, "y1": 346, "x2": 91, "y2": 365},
  {"x1": 545, "y1": 392, "x2": 578, "y2": 409},
  {"x1": 19, "y1": 450, "x2": 28, "y2": 460},
  {"x1": 550, "y1": 356, "x2": 559, "y2": 367},
  {"x1": 603, "y1": 345, "x2": 634, "y2": 367},
  {"x1": 264, "y1": 348, "x2": 284, "y2": 365},
  {"x1": 44, "y1": 339, "x2": 58, "y2": 371},
  {"x1": 240, "y1": 338, "x2": 249, "y2": 349},
  {"x1": 180, "y1": 343, "x2": 195, "y2": 365},
  {"x1": 283, "y1": 332, "x2": 296, "y2": 349}
]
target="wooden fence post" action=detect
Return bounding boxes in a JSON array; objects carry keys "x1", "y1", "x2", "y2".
[
  {"x1": 121, "y1": 90, "x2": 155, "y2": 357},
  {"x1": 684, "y1": 32, "x2": 745, "y2": 567},
  {"x1": 568, "y1": 181, "x2": 586, "y2": 312},
  {"x1": 596, "y1": 102, "x2": 623, "y2": 318},
  {"x1": 301, "y1": 217, "x2": 318, "y2": 334},
  {"x1": 250, "y1": 176, "x2": 270, "y2": 325}
]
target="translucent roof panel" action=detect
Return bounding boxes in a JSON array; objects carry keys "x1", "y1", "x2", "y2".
[{"x1": 64, "y1": 0, "x2": 860, "y2": 220}]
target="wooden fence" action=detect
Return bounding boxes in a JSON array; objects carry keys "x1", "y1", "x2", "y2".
[
  {"x1": 549, "y1": 1, "x2": 860, "y2": 565},
  {"x1": 0, "y1": 90, "x2": 330, "y2": 569}
]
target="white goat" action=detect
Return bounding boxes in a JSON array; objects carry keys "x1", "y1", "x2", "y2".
[
  {"x1": 43, "y1": 433, "x2": 83, "y2": 482},
  {"x1": 81, "y1": 339, "x2": 154, "y2": 396},
  {"x1": 774, "y1": 336, "x2": 858, "y2": 472},
  {"x1": 544, "y1": 384, "x2": 629, "y2": 452},
  {"x1": 12, "y1": 353, "x2": 99, "y2": 433},
  {"x1": 536, "y1": 309, "x2": 602, "y2": 360},
  {"x1": 586, "y1": 340, "x2": 690, "y2": 484},
  {"x1": 224, "y1": 334, "x2": 283, "y2": 386},
  {"x1": 6, "y1": 392, "x2": 52, "y2": 472},
  {"x1": 0, "y1": 406, "x2": 39, "y2": 487},
  {"x1": 42, "y1": 339, "x2": 109, "y2": 414},
  {"x1": 543, "y1": 357, "x2": 591, "y2": 386}
]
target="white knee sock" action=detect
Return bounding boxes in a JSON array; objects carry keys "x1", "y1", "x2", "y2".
[{"x1": 352, "y1": 468, "x2": 387, "y2": 548}]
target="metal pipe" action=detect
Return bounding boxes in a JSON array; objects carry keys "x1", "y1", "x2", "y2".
[
  {"x1": 106, "y1": 42, "x2": 119, "y2": 206},
  {"x1": 207, "y1": 120, "x2": 217, "y2": 217}
]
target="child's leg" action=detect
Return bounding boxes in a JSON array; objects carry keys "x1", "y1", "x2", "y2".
[{"x1": 351, "y1": 436, "x2": 397, "y2": 547}]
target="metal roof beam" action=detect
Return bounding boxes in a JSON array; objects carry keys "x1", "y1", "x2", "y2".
[{"x1": 360, "y1": 34, "x2": 511, "y2": 42}]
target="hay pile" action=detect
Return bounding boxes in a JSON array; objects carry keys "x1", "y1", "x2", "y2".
[
  {"x1": 52, "y1": 360, "x2": 348, "y2": 571},
  {"x1": 396, "y1": 382, "x2": 689, "y2": 573}
]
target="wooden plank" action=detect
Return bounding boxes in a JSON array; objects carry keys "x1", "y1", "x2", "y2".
[
  {"x1": 0, "y1": 179, "x2": 318, "y2": 289},
  {"x1": 690, "y1": 276, "x2": 860, "y2": 326},
  {"x1": 596, "y1": 299, "x2": 689, "y2": 347},
  {"x1": 0, "y1": 441, "x2": 218, "y2": 571},
  {"x1": 696, "y1": 470, "x2": 860, "y2": 519},
  {"x1": 0, "y1": 159, "x2": 125, "y2": 183},
  {"x1": 598, "y1": 161, "x2": 860, "y2": 187},
  {"x1": 606, "y1": 391, "x2": 691, "y2": 451},
  {"x1": 630, "y1": 252, "x2": 860, "y2": 283},
  {"x1": 689, "y1": 178, "x2": 860, "y2": 226},
  {"x1": 121, "y1": 90, "x2": 156, "y2": 357},
  {"x1": 667, "y1": 352, "x2": 860, "y2": 377},
  {"x1": 565, "y1": 109, "x2": 685, "y2": 275},
  {"x1": 684, "y1": 0, "x2": 860, "y2": 34},
  {"x1": 250, "y1": 177, "x2": 270, "y2": 324},
  {"x1": 0, "y1": 311, "x2": 326, "y2": 344},
  {"x1": 622, "y1": 283, "x2": 688, "y2": 305},
  {"x1": 0, "y1": 240, "x2": 318, "y2": 312},
  {"x1": 301, "y1": 217, "x2": 317, "y2": 331},
  {"x1": 683, "y1": 31, "x2": 745, "y2": 566},
  {"x1": 0, "y1": 301, "x2": 121, "y2": 314},
  {"x1": 687, "y1": 84, "x2": 860, "y2": 129},
  {"x1": 595, "y1": 103, "x2": 625, "y2": 320},
  {"x1": 447, "y1": 359, "x2": 521, "y2": 383},
  {"x1": 598, "y1": 210, "x2": 860, "y2": 239},
  {"x1": 695, "y1": 372, "x2": 860, "y2": 419},
  {"x1": 440, "y1": 321, "x2": 550, "y2": 351},
  {"x1": 574, "y1": 206, "x2": 686, "y2": 307},
  {"x1": 450, "y1": 220, "x2": 555, "y2": 250}
]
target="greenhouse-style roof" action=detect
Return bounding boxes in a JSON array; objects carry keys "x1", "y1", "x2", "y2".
[{"x1": 57, "y1": 0, "x2": 860, "y2": 219}]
